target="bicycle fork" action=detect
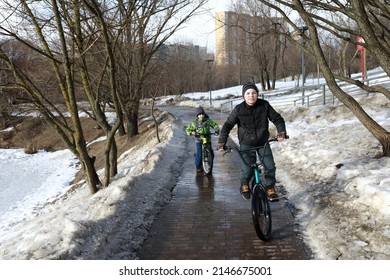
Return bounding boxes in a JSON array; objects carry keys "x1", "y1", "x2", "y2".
[{"x1": 252, "y1": 152, "x2": 265, "y2": 192}]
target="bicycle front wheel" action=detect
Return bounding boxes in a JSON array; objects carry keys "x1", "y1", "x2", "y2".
[
  {"x1": 202, "y1": 145, "x2": 213, "y2": 175},
  {"x1": 251, "y1": 184, "x2": 272, "y2": 241}
]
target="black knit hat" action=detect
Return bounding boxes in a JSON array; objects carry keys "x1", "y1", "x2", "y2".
[
  {"x1": 195, "y1": 106, "x2": 206, "y2": 116},
  {"x1": 242, "y1": 82, "x2": 259, "y2": 97}
]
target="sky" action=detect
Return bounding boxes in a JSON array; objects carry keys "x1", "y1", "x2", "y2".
[
  {"x1": 168, "y1": 0, "x2": 231, "y2": 52},
  {"x1": 0, "y1": 68, "x2": 389, "y2": 277},
  {"x1": 0, "y1": 0, "x2": 227, "y2": 53}
]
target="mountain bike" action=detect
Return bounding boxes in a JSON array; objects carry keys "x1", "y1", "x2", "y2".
[
  {"x1": 223, "y1": 137, "x2": 287, "y2": 241},
  {"x1": 194, "y1": 133, "x2": 217, "y2": 175}
]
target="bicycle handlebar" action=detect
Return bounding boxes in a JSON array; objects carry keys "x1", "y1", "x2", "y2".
[
  {"x1": 223, "y1": 135, "x2": 289, "y2": 151},
  {"x1": 222, "y1": 135, "x2": 289, "y2": 167},
  {"x1": 194, "y1": 132, "x2": 219, "y2": 137}
]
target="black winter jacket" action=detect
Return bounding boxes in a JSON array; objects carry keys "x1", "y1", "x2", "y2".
[{"x1": 218, "y1": 99, "x2": 286, "y2": 146}]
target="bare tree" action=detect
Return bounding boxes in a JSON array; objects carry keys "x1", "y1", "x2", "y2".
[
  {"x1": 114, "y1": 0, "x2": 207, "y2": 138},
  {"x1": 0, "y1": 0, "x2": 208, "y2": 193},
  {"x1": 162, "y1": 43, "x2": 208, "y2": 95},
  {"x1": 226, "y1": 0, "x2": 286, "y2": 90},
  {"x1": 258, "y1": 0, "x2": 390, "y2": 156},
  {"x1": 0, "y1": 0, "x2": 106, "y2": 193}
]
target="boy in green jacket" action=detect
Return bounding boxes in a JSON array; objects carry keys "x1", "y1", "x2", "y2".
[{"x1": 186, "y1": 107, "x2": 219, "y2": 172}]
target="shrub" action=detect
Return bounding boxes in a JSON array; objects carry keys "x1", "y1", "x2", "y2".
[{"x1": 24, "y1": 142, "x2": 37, "y2": 154}]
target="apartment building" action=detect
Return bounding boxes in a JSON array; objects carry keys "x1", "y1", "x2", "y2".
[
  {"x1": 215, "y1": 11, "x2": 254, "y2": 65},
  {"x1": 215, "y1": 11, "x2": 286, "y2": 66}
]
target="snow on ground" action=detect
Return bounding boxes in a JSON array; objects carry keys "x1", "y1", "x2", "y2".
[
  {"x1": 0, "y1": 149, "x2": 79, "y2": 238},
  {"x1": 274, "y1": 94, "x2": 390, "y2": 260},
  {"x1": 0, "y1": 115, "x2": 188, "y2": 259},
  {"x1": 0, "y1": 68, "x2": 389, "y2": 260}
]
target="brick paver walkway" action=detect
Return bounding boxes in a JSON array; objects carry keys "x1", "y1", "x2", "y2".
[{"x1": 138, "y1": 120, "x2": 311, "y2": 260}]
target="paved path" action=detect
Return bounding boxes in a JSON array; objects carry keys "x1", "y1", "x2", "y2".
[{"x1": 138, "y1": 107, "x2": 311, "y2": 260}]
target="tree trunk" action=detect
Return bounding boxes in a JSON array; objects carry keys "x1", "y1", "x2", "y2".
[
  {"x1": 296, "y1": 6, "x2": 390, "y2": 157},
  {"x1": 324, "y1": 68, "x2": 390, "y2": 157},
  {"x1": 110, "y1": 139, "x2": 118, "y2": 177},
  {"x1": 383, "y1": 136, "x2": 390, "y2": 157},
  {"x1": 126, "y1": 111, "x2": 138, "y2": 138},
  {"x1": 118, "y1": 119, "x2": 126, "y2": 136},
  {"x1": 102, "y1": 134, "x2": 118, "y2": 188},
  {"x1": 341, "y1": 90, "x2": 390, "y2": 157},
  {"x1": 78, "y1": 148, "x2": 100, "y2": 194},
  {"x1": 125, "y1": 99, "x2": 140, "y2": 138},
  {"x1": 151, "y1": 99, "x2": 161, "y2": 143}
]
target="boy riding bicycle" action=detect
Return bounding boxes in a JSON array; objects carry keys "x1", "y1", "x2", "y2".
[
  {"x1": 217, "y1": 82, "x2": 286, "y2": 201},
  {"x1": 186, "y1": 107, "x2": 219, "y2": 172}
]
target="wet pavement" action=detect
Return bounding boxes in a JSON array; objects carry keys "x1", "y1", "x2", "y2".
[{"x1": 138, "y1": 106, "x2": 311, "y2": 260}]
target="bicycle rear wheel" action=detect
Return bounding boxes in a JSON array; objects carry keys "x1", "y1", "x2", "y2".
[
  {"x1": 202, "y1": 145, "x2": 213, "y2": 175},
  {"x1": 251, "y1": 184, "x2": 272, "y2": 241}
]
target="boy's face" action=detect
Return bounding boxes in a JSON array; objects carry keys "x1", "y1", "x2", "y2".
[
  {"x1": 244, "y1": 89, "x2": 258, "y2": 106},
  {"x1": 197, "y1": 113, "x2": 205, "y2": 119}
]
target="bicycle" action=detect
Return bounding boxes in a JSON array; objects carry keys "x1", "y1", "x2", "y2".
[
  {"x1": 194, "y1": 132, "x2": 218, "y2": 175},
  {"x1": 223, "y1": 137, "x2": 287, "y2": 241}
]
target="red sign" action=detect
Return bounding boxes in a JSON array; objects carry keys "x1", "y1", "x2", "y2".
[
  {"x1": 357, "y1": 36, "x2": 366, "y2": 81},
  {"x1": 357, "y1": 36, "x2": 365, "y2": 51}
]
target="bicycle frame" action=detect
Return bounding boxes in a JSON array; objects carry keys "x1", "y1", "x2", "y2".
[
  {"x1": 195, "y1": 132, "x2": 215, "y2": 144},
  {"x1": 223, "y1": 137, "x2": 282, "y2": 241},
  {"x1": 226, "y1": 141, "x2": 274, "y2": 187},
  {"x1": 252, "y1": 150, "x2": 265, "y2": 187},
  {"x1": 194, "y1": 133, "x2": 217, "y2": 175}
]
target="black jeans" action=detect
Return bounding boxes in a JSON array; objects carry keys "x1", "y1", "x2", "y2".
[{"x1": 240, "y1": 143, "x2": 276, "y2": 188}]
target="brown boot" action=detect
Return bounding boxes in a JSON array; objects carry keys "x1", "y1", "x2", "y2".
[
  {"x1": 267, "y1": 186, "x2": 279, "y2": 202},
  {"x1": 240, "y1": 183, "x2": 250, "y2": 200}
]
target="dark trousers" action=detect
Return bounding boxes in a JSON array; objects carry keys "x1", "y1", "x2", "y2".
[
  {"x1": 195, "y1": 142, "x2": 202, "y2": 168},
  {"x1": 240, "y1": 143, "x2": 276, "y2": 188}
]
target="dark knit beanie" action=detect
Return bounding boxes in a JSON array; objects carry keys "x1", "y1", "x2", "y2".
[
  {"x1": 242, "y1": 82, "x2": 259, "y2": 97},
  {"x1": 195, "y1": 106, "x2": 206, "y2": 117}
]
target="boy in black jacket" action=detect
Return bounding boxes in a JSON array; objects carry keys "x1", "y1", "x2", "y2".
[{"x1": 217, "y1": 82, "x2": 286, "y2": 201}]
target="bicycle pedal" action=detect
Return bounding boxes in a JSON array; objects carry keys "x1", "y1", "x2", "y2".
[{"x1": 268, "y1": 197, "x2": 279, "y2": 202}]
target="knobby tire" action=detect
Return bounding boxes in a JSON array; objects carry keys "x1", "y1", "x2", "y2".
[
  {"x1": 252, "y1": 184, "x2": 272, "y2": 241},
  {"x1": 202, "y1": 145, "x2": 213, "y2": 175}
]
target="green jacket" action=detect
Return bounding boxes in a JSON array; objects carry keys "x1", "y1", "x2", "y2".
[{"x1": 186, "y1": 116, "x2": 219, "y2": 143}]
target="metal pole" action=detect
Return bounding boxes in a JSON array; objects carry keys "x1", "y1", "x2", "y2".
[
  {"x1": 364, "y1": 48, "x2": 367, "y2": 83},
  {"x1": 205, "y1": 59, "x2": 214, "y2": 105},
  {"x1": 209, "y1": 72, "x2": 212, "y2": 106},
  {"x1": 361, "y1": 48, "x2": 365, "y2": 83},
  {"x1": 300, "y1": 26, "x2": 308, "y2": 105},
  {"x1": 301, "y1": 47, "x2": 305, "y2": 105},
  {"x1": 323, "y1": 84, "x2": 326, "y2": 105},
  {"x1": 317, "y1": 63, "x2": 320, "y2": 85}
]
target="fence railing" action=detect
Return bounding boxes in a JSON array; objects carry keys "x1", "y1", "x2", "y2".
[
  {"x1": 292, "y1": 69, "x2": 389, "y2": 107},
  {"x1": 220, "y1": 68, "x2": 389, "y2": 115}
]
